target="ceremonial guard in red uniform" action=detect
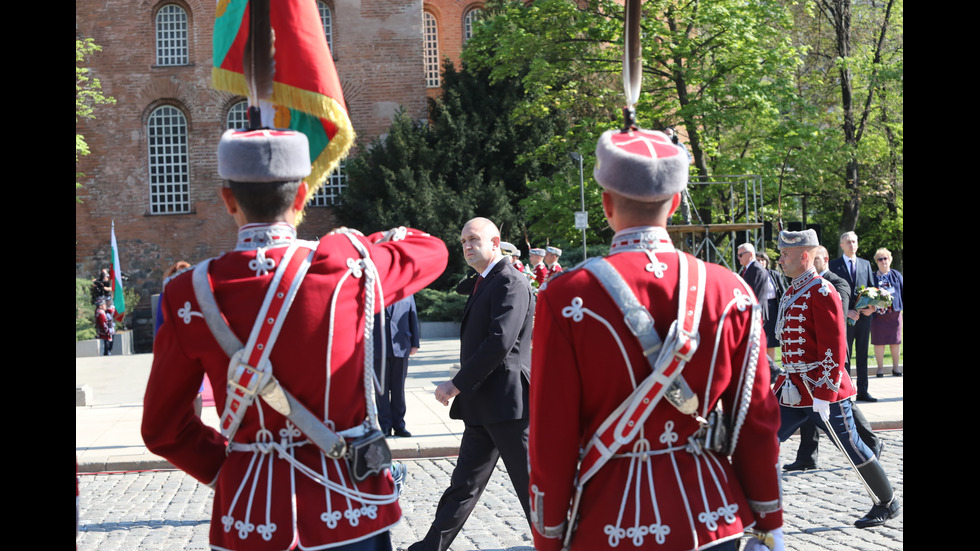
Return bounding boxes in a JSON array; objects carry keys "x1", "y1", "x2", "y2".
[
  {"x1": 543, "y1": 246, "x2": 562, "y2": 282},
  {"x1": 142, "y1": 128, "x2": 448, "y2": 551},
  {"x1": 529, "y1": 127, "x2": 784, "y2": 551},
  {"x1": 527, "y1": 248, "x2": 548, "y2": 287},
  {"x1": 773, "y1": 229, "x2": 900, "y2": 528},
  {"x1": 95, "y1": 298, "x2": 116, "y2": 356},
  {"x1": 500, "y1": 241, "x2": 526, "y2": 273}
]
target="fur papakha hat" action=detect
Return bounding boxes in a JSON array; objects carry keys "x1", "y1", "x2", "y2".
[
  {"x1": 593, "y1": 128, "x2": 689, "y2": 201},
  {"x1": 218, "y1": 128, "x2": 312, "y2": 182},
  {"x1": 777, "y1": 229, "x2": 820, "y2": 249}
]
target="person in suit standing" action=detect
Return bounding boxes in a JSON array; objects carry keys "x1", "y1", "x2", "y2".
[
  {"x1": 409, "y1": 217, "x2": 534, "y2": 551},
  {"x1": 374, "y1": 295, "x2": 420, "y2": 437},
  {"x1": 737, "y1": 243, "x2": 769, "y2": 306},
  {"x1": 829, "y1": 231, "x2": 878, "y2": 402},
  {"x1": 784, "y1": 245, "x2": 882, "y2": 471}
]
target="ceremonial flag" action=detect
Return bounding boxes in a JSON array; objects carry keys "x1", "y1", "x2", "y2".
[
  {"x1": 110, "y1": 221, "x2": 126, "y2": 322},
  {"x1": 212, "y1": 0, "x2": 355, "y2": 211}
]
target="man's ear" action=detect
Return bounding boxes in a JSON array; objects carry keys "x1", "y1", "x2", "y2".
[
  {"x1": 601, "y1": 191, "x2": 614, "y2": 221},
  {"x1": 669, "y1": 192, "x2": 682, "y2": 215},
  {"x1": 220, "y1": 186, "x2": 239, "y2": 216},
  {"x1": 292, "y1": 182, "x2": 309, "y2": 212}
]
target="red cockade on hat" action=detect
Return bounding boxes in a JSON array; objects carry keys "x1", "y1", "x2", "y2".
[{"x1": 608, "y1": 129, "x2": 682, "y2": 160}]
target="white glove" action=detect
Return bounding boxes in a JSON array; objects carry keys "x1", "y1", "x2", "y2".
[
  {"x1": 376, "y1": 226, "x2": 407, "y2": 243},
  {"x1": 744, "y1": 527, "x2": 785, "y2": 551},
  {"x1": 812, "y1": 398, "x2": 831, "y2": 422}
]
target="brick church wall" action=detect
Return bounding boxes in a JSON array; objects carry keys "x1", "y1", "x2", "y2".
[{"x1": 76, "y1": 0, "x2": 430, "y2": 351}]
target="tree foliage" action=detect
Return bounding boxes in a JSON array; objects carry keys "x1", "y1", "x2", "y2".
[
  {"x1": 783, "y1": 0, "x2": 903, "y2": 257},
  {"x1": 77, "y1": 38, "x2": 116, "y2": 195},
  {"x1": 335, "y1": 60, "x2": 569, "y2": 288},
  {"x1": 340, "y1": 0, "x2": 902, "y2": 273},
  {"x1": 461, "y1": 0, "x2": 901, "y2": 261}
]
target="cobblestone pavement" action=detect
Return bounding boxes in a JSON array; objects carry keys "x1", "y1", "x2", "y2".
[{"x1": 77, "y1": 431, "x2": 902, "y2": 551}]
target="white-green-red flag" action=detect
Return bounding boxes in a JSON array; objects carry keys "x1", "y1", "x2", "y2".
[
  {"x1": 110, "y1": 221, "x2": 125, "y2": 321},
  {"x1": 211, "y1": 0, "x2": 355, "y2": 220}
]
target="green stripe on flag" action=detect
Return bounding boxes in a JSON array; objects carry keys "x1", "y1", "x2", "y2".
[{"x1": 213, "y1": 0, "x2": 248, "y2": 68}]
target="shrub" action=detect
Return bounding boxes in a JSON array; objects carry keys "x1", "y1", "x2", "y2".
[
  {"x1": 76, "y1": 278, "x2": 96, "y2": 341},
  {"x1": 415, "y1": 285, "x2": 469, "y2": 322}
]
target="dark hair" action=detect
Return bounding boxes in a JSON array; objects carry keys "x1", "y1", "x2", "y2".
[{"x1": 228, "y1": 180, "x2": 302, "y2": 222}]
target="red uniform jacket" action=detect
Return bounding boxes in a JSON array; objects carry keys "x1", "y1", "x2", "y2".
[
  {"x1": 142, "y1": 224, "x2": 447, "y2": 550},
  {"x1": 772, "y1": 269, "x2": 855, "y2": 406},
  {"x1": 529, "y1": 229, "x2": 782, "y2": 551}
]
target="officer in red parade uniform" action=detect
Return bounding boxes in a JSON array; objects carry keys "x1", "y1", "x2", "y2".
[
  {"x1": 773, "y1": 229, "x2": 900, "y2": 528},
  {"x1": 527, "y1": 248, "x2": 548, "y2": 287},
  {"x1": 543, "y1": 246, "x2": 562, "y2": 282},
  {"x1": 95, "y1": 298, "x2": 116, "y2": 356},
  {"x1": 141, "y1": 128, "x2": 448, "y2": 551},
  {"x1": 500, "y1": 241, "x2": 526, "y2": 273},
  {"x1": 529, "y1": 128, "x2": 784, "y2": 551}
]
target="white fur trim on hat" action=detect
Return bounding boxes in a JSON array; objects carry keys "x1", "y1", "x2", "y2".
[
  {"x1": 218, "y1": 128, "x2": 312, "y2": 182},
  {"x1": 593, "y1": 128, "x2": 688, "y2": 201},
  {"x1": 777, "y1": 229, "x2": 819, "y2": 249},
  {"x1": 529, "y1": 248, "x2": 545, "y2": 256},
  {"x1": 546, "y1": 246, "x2": 562, "y2": 256}
]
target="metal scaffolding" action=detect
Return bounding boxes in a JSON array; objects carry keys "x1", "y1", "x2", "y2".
[{"x1": 666, "y1": 174, "x2": 766, "y2": 271}]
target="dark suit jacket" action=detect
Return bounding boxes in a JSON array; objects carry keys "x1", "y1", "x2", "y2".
[
  {"x1": 829, "y1": 255, "x2": 874, "y2": 311},
  {"x1": 373, "y1": 295, "x2": 420, "y2": 358},
  {"x1": 820, "y1": 269, "x2": 851, "y2": 317},
  {"x1": 739, "y1": 260, "x2": 770, "y2": 320},
  {"x1": 451, "y1": 258, "x2": 534, "y2": 425}
]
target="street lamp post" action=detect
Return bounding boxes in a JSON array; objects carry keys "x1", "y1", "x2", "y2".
[{"x1": 570, "y1": 152, "x2": 587, "y2": 260}]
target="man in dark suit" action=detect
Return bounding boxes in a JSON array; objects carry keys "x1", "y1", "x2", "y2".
[
  {"x1": 737, "y1": 242, "x2": 770, "y2": 308},
  {"x1": 374, "y1": 295, "x2": 420, "y2": 437},
  {"x1": 829, "y1": 231, "x2": 878, "y2": 402},
  {"x1": 409, "y1": 217, "x2": 534, "y2": 551},
  {"x1": 784, "y1": 245, "x2": 882, "y2": 471}
]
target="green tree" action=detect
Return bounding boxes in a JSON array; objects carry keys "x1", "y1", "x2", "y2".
[
  {"x1": 775, "y1": 0, "x2": 902, "y2": 258},
  {"x1": 464, "y1": 0, "x2": 803, "y2": 234},
  {"x1": 336, "y1": 60, "x2": 569, "y2": 288},
  {"x1": 77, "y1": 38, "x2": 116, "y2": 196}
]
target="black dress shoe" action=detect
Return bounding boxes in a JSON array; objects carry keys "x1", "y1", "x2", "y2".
[
  {"x1": 392, "y1": 428, "x2": 412, "y2": 438},
  {"x1": 782, "y1": 460, "x2": 817, "y2": 472},
  {"x1": 856, "y1": 393, "x2": 878, "y2": 402},
  {"x1": 892, "y1": 371, "x2": 902, "y2": 377},
  {"x1": 854, "y1": 497, "x2": 900, "y2": 528}
]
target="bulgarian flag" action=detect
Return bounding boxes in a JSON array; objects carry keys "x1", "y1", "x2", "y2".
[
  {"x1": 110, "y1": 221, "x2": 126, "y2": 322},
  {"x1": 211, "y1": 0, "x2": 354, "y2": 214}
]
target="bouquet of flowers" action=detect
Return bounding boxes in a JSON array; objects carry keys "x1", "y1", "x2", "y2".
[{"x1": 848, "y1": 286, "x2": 893, "y2": 325}]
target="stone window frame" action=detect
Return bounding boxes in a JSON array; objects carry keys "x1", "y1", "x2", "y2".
[
  {"x1": 155, "y1": 3, "x2": 190, "y2": 66},
  {"x1": 147, "y1": 104, "x2": 192, "y2": 215},
  {"x1": 423, "y1": 10, "x2": 440, "y2": 88},
  {"x1": 317, "y1": 1, "x2": 336, "y2": 57},
  {"x1": 309, "y1": 161, "x2": 348, "y2": 208},
  {"x1": 226, "y1": 100, "x2": 249, "y2": 130},
  {"x1": 463, "y1": 5, "x2": 484, "y2": 42}
]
